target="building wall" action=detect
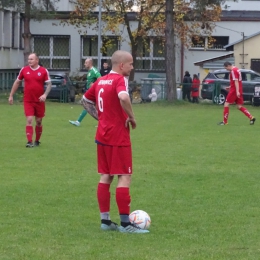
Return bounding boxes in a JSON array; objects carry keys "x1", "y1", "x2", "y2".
[
  {"x1": 233, "y1": 34, "x2": 260, "y2": 70},
  {"x1": 221, "y1": 0, "x2": 260, "y2": 10},
  {"x1": 30, "y1": 19, "x2": 167, "y2": 81},
  {"x1": 183, "y1": 21, "x2": 260, "y2": 81},
  {"x1": 1, "y1": 1, "x2": 260, "y2": 83}
]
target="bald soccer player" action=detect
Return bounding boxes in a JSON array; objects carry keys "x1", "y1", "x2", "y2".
[
  {"x1": 82, "y1": 50, "x2": 149, "y2": 234},
  {"x1": 9, "y1": 53, "x2": 52, "y2": 147}
]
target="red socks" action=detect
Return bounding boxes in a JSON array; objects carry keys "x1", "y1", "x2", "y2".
[
  {"x1": 35, "y1": 125, "x2": 42, "y2": 142},
  {"x1": 26, "y1": 126, "x2": 33, "y2": 142},
  {"x1": 97, "y1": 184, "x2": 131, "y2": 217},
  {"x1": 223, "y1": 107, "x2": 229, "y2": 124},
  {"x1": 116, "y1": 187, "x2": 131, "y2": 215},
  {"x1": 239, "y1": 107, "x2": 252, "y2": 119},
  {"x1": 25, "y1": 125, "x2": 43, "y2": 142},
  {"x1": 97, "y1": 183, "x2": 111, "y2": 213}
]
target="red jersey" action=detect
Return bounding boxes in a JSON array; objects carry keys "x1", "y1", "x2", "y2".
[
  {"x1": 84, "y1": 71, "x2": 130, "y2": 146},
  {"x1": 17, "y1": 66, "x2": 51, "y2": 102},
  {"x1": 230, "y1": 67, "x2": 242, "y2": 93}
]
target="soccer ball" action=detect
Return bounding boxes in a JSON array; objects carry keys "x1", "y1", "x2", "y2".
[{"x1": 129, "y1": 210, "x2": 151, "y2": 230}]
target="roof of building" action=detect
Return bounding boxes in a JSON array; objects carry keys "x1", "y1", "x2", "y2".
[
  {"x1": 194, "y1": 52, "x2": 234, "y2": 66},
  {"x1": 224, "y1": 31, "x2": 260, "y2": 49}
]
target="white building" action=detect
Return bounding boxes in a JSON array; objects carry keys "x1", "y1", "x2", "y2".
[{"x1": 1, "y1": 0, "x2": 260, "y2": 83}]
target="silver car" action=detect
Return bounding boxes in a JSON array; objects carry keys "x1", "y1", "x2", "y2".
[{"x1": 201, "y1": 69, "x2": 260, "y2": 104}]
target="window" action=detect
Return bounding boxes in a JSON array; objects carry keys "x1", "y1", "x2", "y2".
[
  {"x1": 191, "y1": 36, "x2": 229, "y2": 50},
  {"x1": 32, "y1": 35, "x2": 70, "y2": 69},
  {"x1": 135, "y1": 37, "x2": 165, "y2": 71},
  {"x1": 251, "y1": 59, "x2": 260, "y2": 73},
  {"x1": 215, "y1": 72, "x2": 229, "y2": 80},
  {"x1": 12, "y1": 12, "x2": 19, "y2": 48},
  {"x1": 81, "y1": 36, "x2": 120, "y2": 69},
  {"x1": 19, "y1": 17, "x2": 23, "y2": 49},
  {"x1": 208, "y1": 36, "x2": 229, "y2": 50},
  {"x1": 3, "y1": 11, "x2": 11, "y2": 47}
]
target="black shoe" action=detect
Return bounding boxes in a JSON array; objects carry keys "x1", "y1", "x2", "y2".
[
  {"x1": 34, "y1": 141, "x2": 41, "y2": 146},
  {"x1": 217, "y1": 121, "x2": 227, "y2": 125},
  {"x1": 26, "y1": 142, "x2": 34, "y2": 148},
  {"x1": 250, "y1": 117, "x2": 256, "y2": 125}
]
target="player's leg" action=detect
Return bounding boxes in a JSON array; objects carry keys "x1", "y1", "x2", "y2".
[
  {"x1": 34, "y1": 102, "x2": 45, "y2": 146},
  {"x1": 237, "y1": 101, "x2": 256, "y2": 125},
  {"x1": 69, "y1": 102, "x2": 88, "y2": 127},
  {"x1": 218, "y1": 101, "x2": 230, "y2": 125},
  {"x1": 24, "y1": 102, "x2": 34, "y2": 147},
  {"x1": 111, "y1": 146, "x2": 149, "y2": 233},
  {"x1": 34, "y1": 117, "x2": 43, "y2": 146},
  {"x1": 97, "y1": 144, "x2": 118, "y2": 231},
  {"x1": 218, "y1": 91, "x2": 236, "y2": 125}
]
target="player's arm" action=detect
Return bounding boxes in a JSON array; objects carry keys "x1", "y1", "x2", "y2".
[
  {"x1": 39, "y1": 80, "x2": 52, "y2": 102},
  {"x1": 44, "y1": 80, "x2": 52, "y2": 96},
  {"x1": 9, "y1": 79, "x2": 21, "y2": 105},
  {"x1": 119, "y1": 92, "x2": 136, "y2": 129},
  {"x1": 234, "y1": 79, "x2": 240, "y2": 97},
  {"x1": 82, "y1": 97, "x2": 98, "y2": 121}
]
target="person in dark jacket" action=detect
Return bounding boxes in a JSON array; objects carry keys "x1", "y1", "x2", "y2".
[
  {"x1": 100, "y1": 62, "x2": 111, "y2": 76},
  {"x1": 182, "y1": 71, "x2": 192, "y2": 102}
]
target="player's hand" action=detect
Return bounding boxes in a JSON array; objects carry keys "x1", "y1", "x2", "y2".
[
  {"x1": 39, "y1": 94, "x2": 46, "y2": 102},
  {"x1": 225, "y1": 86, "x2": 230, "y2": 91},
  {"x1": 236, "y1": 91, "x2": 240, "y2": 98},
  {"x1": 125, "y1": 117, "x2": 136, "y2": 129},
  {"x1": 8, "y1": 96, "x2": 13, "y2": 105}
]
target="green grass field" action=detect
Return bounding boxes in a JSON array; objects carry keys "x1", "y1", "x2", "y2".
[{"x1": 1, "y1": 101, "x2": 260, "y2": 260}]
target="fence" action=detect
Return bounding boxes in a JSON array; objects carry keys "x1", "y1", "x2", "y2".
[{"x1": 140, "y1": 78, "x2": 223, "y2": 104}]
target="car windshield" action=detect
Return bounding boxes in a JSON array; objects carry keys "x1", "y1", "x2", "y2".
[
  {"x1": 214, "y1": 73, "x2": 229, "y2": 80},
  {"x1": 50, "y1": 75, "x2": 64, "y2": 80}
]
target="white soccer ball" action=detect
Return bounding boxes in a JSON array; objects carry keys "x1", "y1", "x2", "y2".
[{"x1": 129, "y1": 210, "x2": 151, "y2": 230}]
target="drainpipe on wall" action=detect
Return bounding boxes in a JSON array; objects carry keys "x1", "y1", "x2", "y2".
[{"x1": 181, "y1": 41, "x2": 184, "y2": 84}]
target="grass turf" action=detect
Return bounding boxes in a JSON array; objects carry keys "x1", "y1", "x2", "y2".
[{"x1": 1, "y1": 101, "x2": 260, "y2": 260}]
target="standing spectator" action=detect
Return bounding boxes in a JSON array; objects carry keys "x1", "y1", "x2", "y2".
[
  {"x1": 191, "y1": 74, "x2": 200, "y2": 103},
  {"x1": 182, "y1": 71, "x2": 192, "y2": 102},
  {"x1": 218, "y1": 62, "x2": 255, "y2": 125},
  {"x1": 82, "y1": 50, "x2": 149, "y2": 234},
  {"x1": 100, "y1": 61, "x2": 111, "y2": 76},
  {"x1": 8, "y1": 53, "x2": 52, "y2": 147},
  {"x1": 69, "y1": 58, "x2": 101, "y2": 127}
]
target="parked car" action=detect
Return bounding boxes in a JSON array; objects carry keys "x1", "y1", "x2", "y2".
[
  {"x1": 201, "y1": 69, "x2": 260, "y2": 104},
  {"x1": 45, "y1": 72, "x2": 76, "y2": 102},
  {"x1": 19, "y1": 71, "x2": 76, "y2": 102}
]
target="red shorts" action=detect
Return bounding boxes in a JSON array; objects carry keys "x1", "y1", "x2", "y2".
[
  {"x1": 97, "y1": 144, "x2": 132, "y2": 175},
  {"x1": 24, "y1": 102, "x2": 45, "y2": 118},
  {"x1": 226, "y1": 91, "x2": 243, "y2": 105}
]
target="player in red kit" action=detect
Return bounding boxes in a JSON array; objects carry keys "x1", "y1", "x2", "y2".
[
  {"x1": 9, "y1": 53, "x2": 52, "y2": 147},
  {"x1": 218, "y1": 62, "x2": 255, "y2": 125},
  {"x1": 82, "y1": 50, "x2": 149, "y2": 234}
]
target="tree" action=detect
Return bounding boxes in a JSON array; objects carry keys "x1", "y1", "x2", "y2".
[
  {"x1": 0, "y1": 0, "x2": 59, "y2": 65},
  {"x1": 66, "y1": 0, "x2": 222, "y2": 99},
  {"x1": 165, "y1": 0, "x2": 175, "y2": 101}
]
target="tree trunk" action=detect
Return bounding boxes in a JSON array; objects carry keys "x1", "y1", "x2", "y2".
[
  {"x1": 129, "y1": 44, "x2": 137, "y2": 81},
  {"x1": 165, "y1": 0, "x2": 177, "y2": 102},
  {"x1": 23, "y1": 0, "x2": 32, "y2": 66}
]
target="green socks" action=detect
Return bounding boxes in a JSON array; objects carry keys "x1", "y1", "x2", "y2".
[{"x1": 77, "y1": 110, "x2": 87, "y2": 122}]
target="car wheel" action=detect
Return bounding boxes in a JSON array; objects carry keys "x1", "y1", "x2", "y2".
[{"x1": 214, "y1": 92, "x2": 226, "y2": 105}]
